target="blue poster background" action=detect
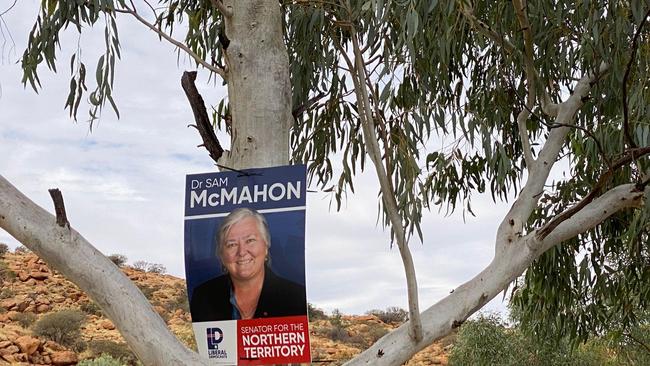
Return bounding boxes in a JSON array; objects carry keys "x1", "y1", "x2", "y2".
[{"x1": 184, "y1": 165, "x2": 307, "y2": 301}]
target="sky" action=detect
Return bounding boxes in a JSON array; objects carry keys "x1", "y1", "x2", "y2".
[{"x1": 0, "y1": 0, "x2": 510, "y2": 316}]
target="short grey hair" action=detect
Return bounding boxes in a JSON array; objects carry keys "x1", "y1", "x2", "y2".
[{"x1": 216, "y1": 208, "x2": 271, "y2": 256}]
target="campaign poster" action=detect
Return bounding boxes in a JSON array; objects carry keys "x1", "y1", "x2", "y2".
[{"x1": 184, "y1": 165, "x2": 310, "y2": 365}]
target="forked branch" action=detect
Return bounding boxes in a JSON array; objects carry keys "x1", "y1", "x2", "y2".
[{"x1": 536, "y1": 146, "x2": 650, "y2": 241}]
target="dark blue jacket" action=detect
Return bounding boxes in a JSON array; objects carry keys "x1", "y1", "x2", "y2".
[{"x1": 190, "y1": 266, "x2": 306, "y2": 322}]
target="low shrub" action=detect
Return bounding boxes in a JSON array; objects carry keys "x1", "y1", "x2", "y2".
[
  {"x1": 165, "y1": 288, "x2": 190, "y2": 313},
  {"x1": 88, "y1": 340, "x2": 138, "y2": 365},
  {"x1": 366, "y1": 306, "x2": 408, "y2": 324},
  {"x1": 448, "y1": 313, "x2": 622, "y2": 366},
  {"x1": 326, "y1": 326, "x2": 351, "y2": 343},
  {"x1": 308, "y1": 303, "x2": 328, "y2": 321},
  {"x1": 0, "y1": 243, "x2": 9, "y2": 256},
  {"x1": 136, "y1": 284, "x2": 157, "y2": 300},
  {"x1": 365, "y1": 323, "x2": 389, "y2": 344},
  {"x1": 146, "y1": 263, "x2": 166, "y2": 274},
  {"x1": 448, "y1": 314, "x2": 529, "y2": 366},
  {"x1": 78, "y1": 354, "x2": 125, "y2": 366},
  {"x1": 32, "y1": 310, "x2": 86, "y2": 350},
  {"x1": 80, "y1": 301, "x2": 103, "y2": 316},
  {"x1": 0, "y1": 260, "x2": 16, "y2": 282},
  {"x1": 0, "y1": 288, "x2": 16, "y2": 299},
  {"x1": 15, "y1": 312, "x2": 37, "y2": 328},
  {"x1": 108, "y1": 254, "x2": 128, "y2": 267}
]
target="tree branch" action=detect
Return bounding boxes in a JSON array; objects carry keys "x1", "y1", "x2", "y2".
[
  {"x1": 512, "y1": 0, "x2": 536, "y2": 170},
  {"x1": 210, "y1": 0, "x2": 232, "y2": 18},
  {"x1": 346, "y1": 182, "x2": 644, "y2": 366},
  {"x1": 532, "y1": 184, "x2": 645, "y2": 252},
  {"x1": 622, "y1": 7, "x2": 650, "y2": 150},
  {"x1": 181, "y1": 71, "x2": 224, "y2": 164},
  {"x1": 114, "y1": 7, "x2": 227, "y2": 79},
  {"x1": 496, "y1": 63, "x2": 607, "y2": 254},
  {"x1": 536, "y1": 146, "x2": 650, "y2": 241},
  {"x1": 48, "y1": 188, "x2": 69, "y2": 228},
  {"x1": 0, "y1": 176, "x2": 210, "y2": 366},
  {"x1": 340, "y1": 13, "x2": 423, "y2": 341}
]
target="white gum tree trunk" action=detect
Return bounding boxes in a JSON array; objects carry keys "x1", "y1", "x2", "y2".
[{"x1": 222, "y1": 0, "x2": 292, "y2": 169}]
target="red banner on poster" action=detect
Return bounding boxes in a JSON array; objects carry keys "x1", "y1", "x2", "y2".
[{"x1": 238, "y1": 316, "x2": 310, "y2": 365}]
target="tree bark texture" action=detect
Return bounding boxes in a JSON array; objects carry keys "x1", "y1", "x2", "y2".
[{"x1": 222, "y1": 0, "x2": 292, "y2": 169}]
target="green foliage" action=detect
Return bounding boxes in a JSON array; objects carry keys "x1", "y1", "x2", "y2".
[
  {"x1": 88, "y1": 340, "x2": 138, "y2": 365},
  {"x1": 307, "y1": 303, "x2": 328, "y2": 321},
  {"x1": 108, "y1": 254, "x2": 127, "y2": 267},
  {"x1": 366, "y1": 306, "x2": 408, "y2": 324},
  {"x1": 15, "y1": 312, "x2": 37, "y2": 328},
  {"x1": 0, "y1": 243, "x2": 9, "y2": 256},
  {"x1": 449, "y1": 314, "x2": 531, "y2": 366},
  {"x1": 449, "y1": 313, "x2": 647, "y2": 366},
  {"x1": 21, "y1": 0, "x2": 121, "y2": 124},
  {"x1": 32, "y1": 309, "x2": 87, "y2": 350},
  {"x1": 0, "y1": 260, "x2": 16, "y2": 283},
  {"x1": 80, "y1": 301, "x2": 103, "y2": 316},
  {"x1": 78, "y1": 354, "x2": 126, "y2": 366},
  {"x1": 512, "y1": 205, "x2": 650, "y2": 344}
]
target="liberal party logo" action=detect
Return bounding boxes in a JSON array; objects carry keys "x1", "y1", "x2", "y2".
[
  {"x1": 206, "y1": 327, "x2": 228, "y2": 359},
  {"x1": 207, "y1": 327, "x2": 224, "y2": 350}
]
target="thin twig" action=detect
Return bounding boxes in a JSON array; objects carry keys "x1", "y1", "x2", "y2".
[
  {"x1": 292, "y1": 91, "x2": 328, "y2": 119},
  {"x1": 0, "y1": 0, "x2": 17, "y2": 17},
  {"x1": 508, "y1": 77, "x2": 612, "y2": 169},
  {"x1": 622, "y1": 7, "x2": 650, "y2": 150},
  {"x1": 512, "y1": 0, "x2": 536, "y2": 169},
  {"x1": 457, "y1": 1, "x2": 517, "y2": 55},
  {"x1": 624, "y1": 332, "x2": 650, "y2": 354},
  {"x1": 114, "y1": 7, "x2": 227, "y2": 79}
]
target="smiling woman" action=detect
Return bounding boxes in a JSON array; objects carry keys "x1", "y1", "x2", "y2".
[{"x1": 189, "y1": 208, "x2": 307, "y2": 322}]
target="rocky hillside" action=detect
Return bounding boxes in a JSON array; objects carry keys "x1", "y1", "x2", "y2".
[{"x1": 0, "y1": 249, "x2": 449, "y2": 365}]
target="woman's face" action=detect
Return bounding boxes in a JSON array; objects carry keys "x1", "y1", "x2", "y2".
[{"x1": 221, "y1": 216, "x2": 268, "y2": 283}]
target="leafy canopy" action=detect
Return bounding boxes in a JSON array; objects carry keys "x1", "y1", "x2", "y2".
[{"x1": 21, "y1": 0, "x2": 650, "y2": 345}]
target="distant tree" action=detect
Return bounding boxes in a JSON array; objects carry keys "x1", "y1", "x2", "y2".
[
  {"x1": 0, "y1": 243, "x2": 9, "y2": 257},
  {"x1": 0, "y1": 0, "x2": 648, "y2": 365},
  {"x1": 107, "y1": 254, "x2": 128, "y2": 267}
]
